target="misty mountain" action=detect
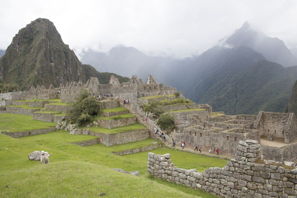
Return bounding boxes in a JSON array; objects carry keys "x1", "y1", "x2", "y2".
[
  {"x1": 80, "y1": 46, "x2": 175, "y2": 80},
  {"x1": 224, "y1": 22, "x2": 297, "y2": 67},
  {"x1": 80, "y1": 23, "x2": 297, "y2": 114},
  {"x1": 0, "y1": 18, "x2": 128, "y2": 89},
  {"x1": 291, "y1": 48, "x2": 297, "y2": 57},
  {"x1": 157, "y1": 24, "x2": 297, "y2": 114},
  {"x1": 0, "y1": 50, "x2": 5, "y2": 57},
  {"x1": 189, "y1": 47, "x2": 297, "y2": 114}
]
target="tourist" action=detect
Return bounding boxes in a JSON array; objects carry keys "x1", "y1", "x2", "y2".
[
  {"x1": 181, "y1": 142, "x2": 185, "y2": 149},
  {"x1": 194, "y1": 146, "x2": 198, "y2": 151},
  {"x1": 198, "y1": 147, "x2": 202, "y2": 153},
  {"x1": 216, "y1": 148, "x2": 220, "y2": 155},
  {"x1": 172, "y1": 139, "x2": 176, "y2": 147},
  {"x1": 208, "y1": 148, "x2": 212, "y2": 153}
]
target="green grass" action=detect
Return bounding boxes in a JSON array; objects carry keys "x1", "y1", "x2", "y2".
[
  {"x1": 140, "y1": 94, "x2": 175, "y2": 100},
  {"x1": 159, "y1": 98, "x2": 192, "y2": 106},
  {"x1": 0, "y1": 131, "x2": 221, "y2": 197},
  {"x1": 97, "y1": 113, "x2": 135, "y2": 120},
  {"x1": 16, "y1": 99, "x2": 61, "y2": 103},
  {"x1": 102, "y1": 107, "x2": 128, "y2": 113},
  {"x1": 170, "y1": 108, "x2": 205, "y2": 113},
  {"x1": 34, "y1": 110, "x2": 60, "y2": 114},
  {"x1": 211, "y1": 112, "x2": 225, "y2": 117},
  {"x1": 47, "y1": 102, "x2": 70, "y2": 106},
  {"x1": 125, "y1": 148, "x2": 228, "y2": 172},
  {"x1": 0, "y1": 113, "x2": 56, "y2": 132},
  {"x1": 7, "y1": 105, "x2": 40, "y2": 110},
  {"x1": 88, "y1": 124, "x2": 146, "y2": 134}
]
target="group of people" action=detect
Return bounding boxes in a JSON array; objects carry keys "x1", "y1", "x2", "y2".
[
  {"x1": 194, "y1": 146, "x2": 202, "y2": 153},
  {"x1": 123, "y1": 99, "x2": 130, "y2": 104},
  {"x1": 175, "y1": 141, "x2": 221, "y2": 155},
  {"x1": 154, "y1": 127, "x2": 166, "y2": 141},
  {"x1": 208, "y1": 147, "x2": 220, "y2": 155}
]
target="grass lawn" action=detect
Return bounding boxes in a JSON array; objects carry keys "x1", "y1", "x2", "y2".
[
  {"x1": 16, "y1": 99, "x2": 61, "y2": 103},
  {"x1": 139, "y1": 94, "x2": 175, "y2": 100},
  {"x1": 211, "y1": 112, "x2": 225, "y2": 117},
  {"x1": 88, "y1": 124, "x2": 146, "y2": 134},
  {"x1": 47, "y1": 102, "x2": 70, "y2": 106},
  {"x1": 170, "y1": 108, "x2": 205, "y2": 113},
  {"x1": 102, "y1": 107, "x2": 128, "y2": 113},
  {"x1": 7, "y1": 105, "x2": 40, "y2": 110},
  {"x1": 97, "y1": 113, "x2": 135, "y2": 120},
  {"x1": 125, "y1": 148, "x2": 228, "y2": 172},
  {"x1": 0, "y1": 131, "x2": 222, "y2": 197},
  {"x1": 34, "y1": 110, "x2": 61, "y2": 114},
  {"x1": 0, "y1": 113, "x2": 56, "y2": 132}
]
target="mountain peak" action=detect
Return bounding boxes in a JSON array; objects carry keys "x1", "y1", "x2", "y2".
[
  {"x1": 0, "y1": 18, "x2": 92, "y2": 88},
  {"x1": 225, "y1": 22, "x2": 297, "y2": 66},
  {"x1": 239, "y1": 21, "x2": 251, "y2": 31}
]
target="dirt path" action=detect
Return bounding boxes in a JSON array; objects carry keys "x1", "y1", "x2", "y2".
[{"x1": 260, "y1": 139, "x2": 287, "y2": 147}]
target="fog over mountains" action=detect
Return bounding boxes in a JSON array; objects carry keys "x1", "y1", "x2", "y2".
[
  {"x1": 0, "y1": 50, "x2": 5, "y2": 57},
  {"x1": 80, "y1": 23, "x2": 297, "y2": 114}
]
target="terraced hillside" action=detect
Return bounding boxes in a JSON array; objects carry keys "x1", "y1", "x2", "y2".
[{"x1": 0, "y1": 96, "x2": 227, "y2": 198}]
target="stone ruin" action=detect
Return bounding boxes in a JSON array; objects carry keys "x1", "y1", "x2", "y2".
[
  {"x1": 1, "y1": 74, "x2": 297, "y2": 162},
  {"x1": 169, "y1": 109, "x2": 297, "y2": 162},
  {"x1": 148, "y1": 140, "x2": 297, "y2": 198}
]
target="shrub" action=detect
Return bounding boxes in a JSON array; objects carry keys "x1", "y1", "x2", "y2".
[
  {"x1": 67, "y1": 91, "x2": 102, "y2": 126},
  {"x1": 174, "y1": 92, "x2": 180, "y2": 98},
  {"x1": 141, "y1": 102, "x2": 164, "y2": 119},
  {"x1": 157, "y1": 114, "x2": 175, "y2": 133}
]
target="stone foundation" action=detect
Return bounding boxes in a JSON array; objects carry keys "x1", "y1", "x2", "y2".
[
  {"x1": 95, "y1": 117, "x2": 137, "y2": 129},
  {"x1": 72, "y1": 138, "x2": 101, "y2": 146},
  {"x1": 5, "y1": 106, "x2": 39, "y2": 115},
  {"x1": 74, "y1": 129, "x2": 150, "y2": 146},
  {"x1": 148, "y1": 140, "x2": 297, "y2": 198},
  {"x1": 113, "y1": 142, "x2": 162, "y2": 156},
  {"x1": 1, "y1": 127, "x2": 56, "y2": 138}
]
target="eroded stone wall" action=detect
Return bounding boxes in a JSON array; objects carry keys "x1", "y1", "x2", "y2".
[{"x1": 148, "y1": 140, "x2": 297, "y2": 198}]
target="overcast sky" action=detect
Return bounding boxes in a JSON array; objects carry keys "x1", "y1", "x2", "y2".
[{"x1": 0, "y1": 0, "x2": 297, "y2": 57}]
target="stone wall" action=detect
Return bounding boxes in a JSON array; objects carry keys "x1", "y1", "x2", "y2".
[
  {"x1": 72, "y1": 138, "x2": 100, "y2": 146},
  {"x1": 1, "y1": 127, "x2": 56, "y2": 138},
  {"x1": 112, "y1": 142, "x2": 162, "y2": 156},
  {"x1": 5, "y1": 106, "x2": 39, "y2": 115},
  {"x1": 148, "y1": 140, "x2": 297, "y2": 198},
  {"x1": 73, "y1": 129, "x2": 150, "y2": 146},
  {"x1": 255, "y1": 111, "x2": 297, "y2": 143},
  {"x1": 95, "y1": 117, "x2": 137, "y2": 129},
  {"x1": 262, "y1": 142, "x2": 297, "y2": 162},
  {"x1": 172, "y1": 130, "x2": 246, "y2": 155}
]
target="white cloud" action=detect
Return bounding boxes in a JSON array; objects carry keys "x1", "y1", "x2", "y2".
[{"x1": 0, "y1": 0, "x2": 296, "y2": 57}]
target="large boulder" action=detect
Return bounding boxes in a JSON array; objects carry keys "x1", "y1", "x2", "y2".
[{"x1": 28, "y1": 151, "x2": 50, "y2": 163}]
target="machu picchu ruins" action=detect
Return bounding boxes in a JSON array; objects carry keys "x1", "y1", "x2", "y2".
[
  {"x1": 1, "y1": 74, "x2": 297, "y2": 197},
  {"x1": 2, "y1": 3, "x2": 297, "y2": 197}
]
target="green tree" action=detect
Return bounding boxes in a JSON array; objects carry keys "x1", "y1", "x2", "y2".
[
  {"x1": 157, "y1": 114, "x2": 175, "y2": 133},
  {"x1": 67, "y1": 91, "x2": 102, "y2": 126}
]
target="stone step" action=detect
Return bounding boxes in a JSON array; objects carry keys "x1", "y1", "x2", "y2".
[
  {"x1": 102, "y1": 107, "x2": 130, "y2": 117},
  {"x1": 44, "y1": 103, "x2": 71, "y2": 113},
  {"x1": 5, "y1": 106, "x2": 40, "y2": 115},
  {"x1": 72, "y1": 138, "x2": 101, "y2": 146},
  {"x1": 33, "y1": 111, "x2": 65, "y2": 122},
  {"x1": 99, "y1": 100, "x2": 120, "y2": 109},
  {"x1": 77, "y1": 126, "x2": 150, "y2": 146},
  {"x1": 94, "y1": 114, "x2": 137, "y2": 129},
  {"x1": 1, "y1": 127, "x2": 56, "y2": 138}
]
